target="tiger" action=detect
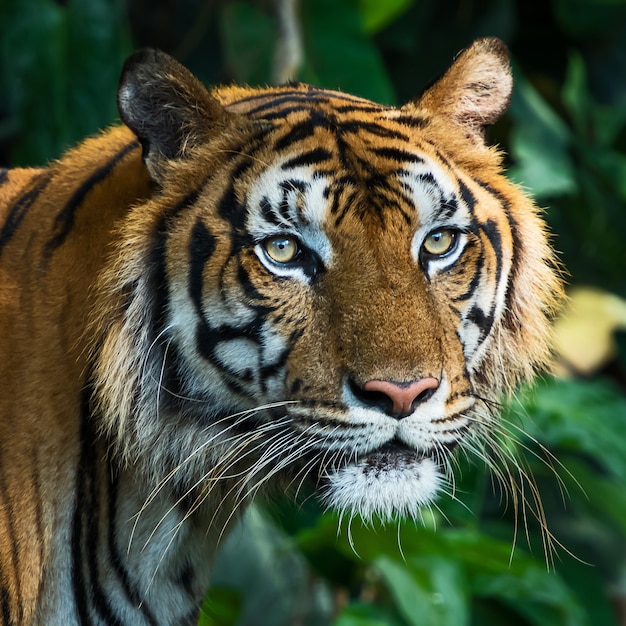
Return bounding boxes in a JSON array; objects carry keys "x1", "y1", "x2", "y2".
[{"x1": 0, "y1": 37, "x2": 562, "y2": 625}]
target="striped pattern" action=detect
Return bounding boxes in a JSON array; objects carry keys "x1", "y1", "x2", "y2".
[{"x1": 0, "y1": 41, "x2": 562, "y2": 624}]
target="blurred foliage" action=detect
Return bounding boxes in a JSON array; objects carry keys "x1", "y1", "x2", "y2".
[{"x1": 2, "y1": 0, "x2": 626, "y2": 625}]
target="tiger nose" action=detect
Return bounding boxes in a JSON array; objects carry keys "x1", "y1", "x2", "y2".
[{"x1": 360, "y1": 377, "x2": 440, "y2": 418}]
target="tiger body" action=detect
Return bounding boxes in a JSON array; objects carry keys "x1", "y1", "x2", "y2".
[
  {"x1": 0, "y1": 39, "x2": 562, "y2": 624},
  {"x1": 0, "y1": 131, "x2": 216, "y2": 624}
]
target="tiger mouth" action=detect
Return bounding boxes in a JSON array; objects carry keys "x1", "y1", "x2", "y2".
[
  {"x1": 317, "y1": 439, "x2": 457, "y2": 520},
  {"x1": 357, "y1": 438, "x2": 456, "y2": 470},
  {"x1": 359, "y1": 440, "x2": 425, "y2": 470}
]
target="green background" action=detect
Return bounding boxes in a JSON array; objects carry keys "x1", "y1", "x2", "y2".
[{"x1": 1, "y1": 0, "x2": 626, "y2": 624}]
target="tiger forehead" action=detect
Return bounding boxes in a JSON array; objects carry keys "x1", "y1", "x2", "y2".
[
  {"x1": 215, "y1": 83, "x2": 388, "y2": 117},
  {"x1": 213, "y1": 84, "x2": 454, "y2": 229},
  {"x1": 244, "y1": 152, "x2": 461, "y2": 244},
  {"x1": 213, "y1": 83, "x2": 426, "y2": 137}
]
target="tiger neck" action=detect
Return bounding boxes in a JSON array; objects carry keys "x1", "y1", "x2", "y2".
[{"x1": 60, "y1": 414, "x2": 232, "y2": 625}]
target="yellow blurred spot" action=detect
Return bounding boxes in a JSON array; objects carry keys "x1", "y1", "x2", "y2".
[{"x1": 554, "y1": 287, "x2": 626, "y2": 377}]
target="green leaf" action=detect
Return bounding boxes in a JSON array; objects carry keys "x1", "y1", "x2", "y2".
[
  {"x1": 557, "y1": 559, "x2": 619, "y2": 626},
  {"x1": 65, "y1": 0, "x2": 132, "y2": 138},
  {"x1": 472, "y1": 567, "x2": 589, "y2": 626},
  {"x1": 219, "y1": 2, "x2": 275, "y2": 85},
  {"x1": 562, "y1": 53, "x2": 591, "y2": 138},
  {"x1": 0, "y1": 0, "x2": 131, "y2": 165},
  {"x1": 581, "y1": 144, "x2": 626, "y2": 202},
  {"x1": 298, "y1": 515, "x2": 587, "y2": 625},
  {"x1": 375, "y1": 555, "x2": 469, "y2": 626},
  {"x1": 357, "y1": 0, "x2": 415, "y2": 33},
  {"x1": 513, "y1": 377, "x2": 626, "y2": 480},
  {"x1": 553, "y1": 0, "x2": 626, "y2": 39},
  {"x1": 561, "y1": 457, "x2": 626, "y2": 534},
  {"x1": 444, "y1": 534, "x2": 588, "y2": 626},
  {"x1": 198, "y1": 587, "x2": 242, "y2": 626},
  {"x1": 335, "y1": 603, "x2": 405, "y2": 626},
  {"x1": 299, "y1": 0, "x2": 395, "y2": 104},
  {"x1": 211, "y1": 507, "x2": 332, "y2": 626},
  {"x1": 508, "y1": 73, "x2": 576, "y2": 198}
]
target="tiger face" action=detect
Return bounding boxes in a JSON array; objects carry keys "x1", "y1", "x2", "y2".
[{"x1": 94, "y1": 39, "x2": 561, "y2": 525}]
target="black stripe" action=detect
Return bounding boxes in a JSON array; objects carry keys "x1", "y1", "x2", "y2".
[
  {"x1": 194, "y1": 305, "x2": 275, "y2": 398},
  {"x1": 194, "y1": 322, "x2": 258, "y2": 398},
  {"x1": 233, "y1": 88, "x2": 372, "y2": 115},
  {"x1": 452, "y1": 246, "x2": 484, "y2": 302},
  {"x1": 218, "y1": 162, "x2": 253, "y2": 233},
  {"x1": 467, "y1": 304, "x2": 494, "y2": 338},
  {"x1": 236, "y1": 261, "x2": 273, "y2": 303},
  {"x1": 394, "y1": 182, "x2": 428, "y2": 216},
  {"x1": 230, "y1": 89, "x2": 308, "y2": 113},
  {"x1": 274, "y1": 120, "x2": 319, "y2": 152},
  {"x1": 474, "y1": 179, "x2": 519, "y2": 288},
  {"x1": 333, "y1": 189, "x2": 360, "y2": 228},
  {"x1": 177, "y1": 564, "x2": 196, "y2": 600},
  {"x1": 367, "y1": 183, "x2": 414, "y2": 225},
  {"x1": 277, "y1": 186, "x2": 294, "y2": 224},
  {"x1": 243, "y1": 93, "x2": 324, "y2": 118},
  {"x1": 327, "y1": 176, "x2": 356, "y2": 215},
  {"x1": 281, "y1": 148, "x2": 333, "y2": 170},
  {"x1": 188, "y1": 219, "x2": 217, "y2": 314},
  {"x1": 0, "y1": 168, "x2": 8, "y2": 186},
  {"x1": 146, "y1": 147, "x2": 284, "y2": 400},
  {"x1": 458, "y1": 179, "x2": 477, "y2": 214},
  {"x1": 0, "y1": 172, "x2": 51, "y2": 258},
  {"x1": 30, "y1": 446, "x2": 46, "y2": 605},
  {"x1": 391, "y1": 114, "x2": 428, "y2": 129},
  {"x1": 42, "y1": 140, "x2": 139, "y2": 263},
  {"x1": 437, "y1": 196, "x2": 459, "y2": 221},
  {"x1": 0, "y1": 451, "x2": 23, "y2": 623},
  {"x1": 334, "y1": 104, "x2": 384, "y2": 114},
  {"x1": 195, "y1": 315, "x2": 262, "y2": 363},
  {"x1": 259, "y1": 106, "x2": 314, "y2": 121},
  {"x1": 71, "y1": 389, "x2": 98, "y2": 626},
  {"x1": 106, "y1": 474, "x2": 159, "y2": 626},
  {"x1": 280, "y1": 179, "x2": 308, "y2": 195},
  {"x1": 259, "y1": 103, "x2": 384, "y2": 122},
  {"x1": 259, "y1": 196, "x2": 281, "y2": 226},
  {"x1": 479, "y1": 218, "x2": 504, "y2": 287},
  {"x1": 340, "y1": 120, "x2": 409, "y2": 141},
  {"x1": 72, "y1": 387, "x2": 124, "y2": 626},
  {"x1": 151, "y1": 185, "x2": 206, "y2": 333},
  {"x1": 371, "y1": 147, "x2": 422, "y2": 164},
  {"x1": 136, "y1": 185, "x2": 210, "y2": 411},
  {"x1": 1, "y1": 585, "x2": 11, "y2": 625}
]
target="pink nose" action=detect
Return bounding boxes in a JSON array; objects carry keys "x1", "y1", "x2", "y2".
[{"x1": 363, "y1": 377, "x2": 439, "y2": 418}]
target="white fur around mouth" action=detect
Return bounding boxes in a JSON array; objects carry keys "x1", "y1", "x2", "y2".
[{"x1": 321, "y1": 445, "x2": 441, "y2": 522}]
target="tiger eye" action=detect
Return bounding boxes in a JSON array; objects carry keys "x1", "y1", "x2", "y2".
[
  {"x1": 263, "y1": 236, "x2": 299, "y2": 264},
  {"x1": 422, "y1": 229, "x2": 456, "y2": 257}
]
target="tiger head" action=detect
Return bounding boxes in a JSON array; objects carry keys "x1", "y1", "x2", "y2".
[{"x1": 92, "y1": 39, "x2": 562, "y2": 523}]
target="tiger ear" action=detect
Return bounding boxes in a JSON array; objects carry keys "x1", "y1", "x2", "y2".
[
  {"x1": 117, "y1": 48, "x2": 229, "y2": 180},
  {"x1": 411, "y1": 38, "x2": 512, "y2": 144}
]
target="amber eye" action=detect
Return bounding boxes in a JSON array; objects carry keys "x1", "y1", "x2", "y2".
[
  {"x1": 263, "y1": 236, "x2": 300, "y2": 264},
  {"x1": 422, "y1": 229, "x2": 456, "y2": 257}
]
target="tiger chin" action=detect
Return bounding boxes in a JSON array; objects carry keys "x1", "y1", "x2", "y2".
[{"x1": 0, "y1": 38, "x2": 562, "y2": 624}]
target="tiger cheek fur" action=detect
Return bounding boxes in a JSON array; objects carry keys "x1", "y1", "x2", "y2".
[{"x1": 0, "y1": 39, "x2": 563, "y2": 624}]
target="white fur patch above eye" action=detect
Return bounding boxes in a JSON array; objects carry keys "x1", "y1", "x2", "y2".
[
  {"x1": 322, "y1": 454, "x2": 441, "y2": 522},
  {"x1": 397, "y1": 159, "x2": 473, "y2": 269},
  {"x1": 245, "y1": 158, "x2": 333, "y2": 265}
]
